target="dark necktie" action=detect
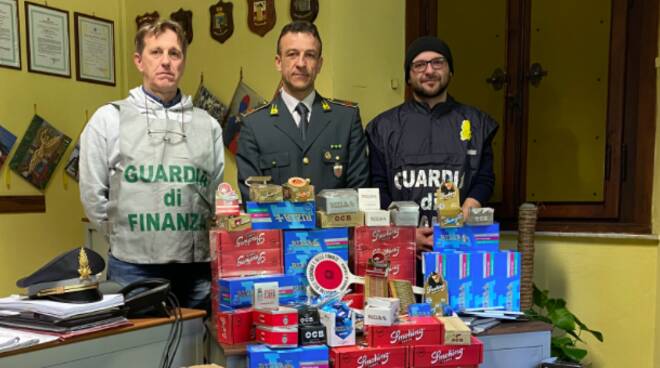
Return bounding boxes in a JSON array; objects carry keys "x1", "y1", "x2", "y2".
[{"x1": 295, "y1": 103, "x2": 309, "y2": 141}]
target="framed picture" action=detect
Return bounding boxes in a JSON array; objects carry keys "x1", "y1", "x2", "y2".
[
  {"x1": 74, "y1": 12, "x2": 115, "y2": 86},
  {"x1": 25, "y1": 1, "x2": 70, "y2": 78},
  {"x1": 0, "y1": 0, "x2": 20, "y2": 69}
]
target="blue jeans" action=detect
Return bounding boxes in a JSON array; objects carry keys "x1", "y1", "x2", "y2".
[{"x1": 107, "y1": 254, "x2": 211, "y2": 312}]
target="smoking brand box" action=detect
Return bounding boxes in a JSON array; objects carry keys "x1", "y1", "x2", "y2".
[
  {"x1": 365, "y1": 316, "x2": 443, "y2": 347},
  {"x1": 214, "y1": 307, "x2": 254, "y2": 345},
  {"x1": 247, "y1": 201, "x2": 316, "y2": 230},
  {"x1": 219, "y1": 274, "x2": 304, "y2": 308},
  {"x1": 408, "y1": 336, "x2": 484, "y2": 367},
  {"x1": 210, "y1": 229, "x2": 282, "y2": 278},
  {"x1": 330, "y1": 345, "x2": 408, "y2": 368}
]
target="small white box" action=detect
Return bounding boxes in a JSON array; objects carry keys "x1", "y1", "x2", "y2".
[
  {"x1": 358, "y1": 188, "x2": 381, "y2": 211},
  {"x1": 364, "y1": 210, "x2": 390, "y2": 226},
  {"x1": 253, "y1": 282, "x2": 279, "y2": 309},
  {"x1": 367, "y1": 297, "x2": 400, "y2": 311},
  {"x1": 319, "y1": 308, "x2": 356, "y2": 347},
  {"x1": 364, "y1": 306, "x2": 397, "y2": 326}
]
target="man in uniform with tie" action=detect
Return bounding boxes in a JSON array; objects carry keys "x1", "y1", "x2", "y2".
[{"x1": 236, "y1": 21, "x2": 369, "y2": 200}]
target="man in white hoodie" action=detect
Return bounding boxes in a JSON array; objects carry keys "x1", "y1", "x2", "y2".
[{"x1": 79, "y1": 20, "x2": 224, "y2": 310}]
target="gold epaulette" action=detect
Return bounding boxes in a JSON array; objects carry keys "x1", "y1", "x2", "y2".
[
  {"x1": 239, "y1": 101, "x2": 270, "y2": 118},
  {"x1": 327, "y1": 98, "x2": 359, "y2": 108}
]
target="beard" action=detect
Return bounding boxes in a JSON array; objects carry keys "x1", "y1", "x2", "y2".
[{"x1": 411, "y1": 76, "x2": 450, "y2": 99}]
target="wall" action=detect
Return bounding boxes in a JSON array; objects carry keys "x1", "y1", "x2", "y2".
[
  {"x1": 122, "y1": 0, "x2": 405, "y2": 192},
  {"x1": 0, "y1": 0, "x2": 126, "y2": 294}
]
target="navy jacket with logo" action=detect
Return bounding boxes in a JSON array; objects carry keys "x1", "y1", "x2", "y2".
[{"x1": 365, "y1": 96, "x2": 499, "y2": 219}]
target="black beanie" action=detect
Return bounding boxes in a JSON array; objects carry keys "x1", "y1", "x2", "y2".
[{"x1": 405, "y1": 36, "x2": 453, "y2": 82}]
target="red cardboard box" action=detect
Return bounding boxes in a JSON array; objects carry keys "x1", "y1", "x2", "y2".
[
  {"x1": 210, "y1": 229, "x2": 283, "y2": 278},
  {"x1": 215, "y1": 308, "x2": 254, "y2": 344},
  {"x1": 352, "y1": 226, "x2": 416, "y2": 287},
  {"x1": 211, "y1": 228, "x2": 282, "y2": 254},
  {"x1": 254, "y1": 307, "x2": 299, "y2": 327},
  {"x1": 330, "y1": 345, "x2": 408, "y2": 368},
  {"x1": 220, "y1": 248, "x2": 283, "y2": 277},
  {"x1": 256, "y1": 325, "x2": 298, "y2": 348},
  {"x1": 408, "y1": 336, "x2": 484, "y2": 367},
  {"x1": 366, "y1": 316, "x2": 443, "y2": 347}
]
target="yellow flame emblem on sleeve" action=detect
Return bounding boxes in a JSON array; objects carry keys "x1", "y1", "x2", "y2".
[{"x1": 460, "y1": 120, "x2": 472, "y2": 141}]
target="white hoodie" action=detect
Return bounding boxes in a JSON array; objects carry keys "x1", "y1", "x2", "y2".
[{"x1": 79, "y1": 86, "x2": 225, "y2": 232}]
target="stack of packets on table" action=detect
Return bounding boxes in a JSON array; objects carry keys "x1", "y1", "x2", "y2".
[
  {"x1": 246, "y1": 176, "x2": 317, "y2": 230},
  {"x1": 316, "y1": 189, "x2": 364, "y2": 228},
  {"x1": 421, "y1": 200, "x2": 521, "y2": 312},
  {"x1": 215, "y1": 182, "x2": 250, "y2": 232},
  {"x1": 352, "y1": 226, "x2": 416, "y2": 290},
  {"x1": 330, "y1": 311, "x2": 483, "y2": 368}
]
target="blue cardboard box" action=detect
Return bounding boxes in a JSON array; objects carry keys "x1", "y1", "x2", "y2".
[
  {"x1": 219, "y1": 274, "x2": 305, "y2": 308},
  {"x1": 284, "y1": 228, "x2": 350, "y2": 277},
  {"x1": 247, "y1": 201, "x2": 316, "y2": 230},
  {"x1": 422, "y1": 251, "x2": 475, "y2": 311},
  {"x1": 495, "y1": 250, "x2": 521, "y2": 311},
  {"x1": 472, "y1": 251, "x2": 499, "y2": 309},
  {"x1": 247, "y1": 344, "x2": 329, "y2": 368},
  {"x1": 433, "y1": 223, "x2": 500, "y2": 252}
]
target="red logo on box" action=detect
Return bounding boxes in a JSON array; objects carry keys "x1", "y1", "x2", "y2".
[
  {"x1": 366, "y1": 317, "x2": 443, "y2": 347},
  {"x1": 330, "y1": 346, "x2": 407, "y2": 368},
  {"x1": 408, "y1": 336, "x2": 484, "y2": 367}
]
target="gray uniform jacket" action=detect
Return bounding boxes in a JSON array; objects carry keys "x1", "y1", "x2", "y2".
[{"x1": 236, "y1": 92, "x2": 369, "y2": 200}]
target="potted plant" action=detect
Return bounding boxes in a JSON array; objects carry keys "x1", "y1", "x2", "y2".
[{"x1": 526, "y1": 284, "x2": 604, "y2": 367}]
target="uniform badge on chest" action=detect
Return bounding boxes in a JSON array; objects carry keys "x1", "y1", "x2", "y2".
[{"x1": 333, "y1": 163, "x2": 343, "y2": 178}]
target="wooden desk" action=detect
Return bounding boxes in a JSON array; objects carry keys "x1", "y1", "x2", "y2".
[
  {"x1": 478, "y1": 320, "x2": 553, "y2": 368},
  {"x1": 0, "y1": 308, "x2": 206, "y2": 368}
]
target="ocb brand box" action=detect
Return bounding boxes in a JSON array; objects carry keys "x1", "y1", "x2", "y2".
[
  {"x1": 365, "y1": 316, "x2": 443, "y2": 347},
  {"x1": 408, "y1": 336, "x2": 484, "y2": 367},
  {"x1": 299, "y1": 324, "x2": 327, "y2": 346},
  {"x1": 438, "y1": 315, "x2": 471, "y2": 345},
  {"x1": 330, "y1": 345, "x2": 408, "y2": 368},
  {"x1": 317, "y1": 211, "x2": 364, "y2": 228}
]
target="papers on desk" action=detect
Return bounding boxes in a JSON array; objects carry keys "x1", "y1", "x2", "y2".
[
  {"x1": 0, "y1": 327, "x2": 58, "y2": 353},
  {"x1": 0, "y1": 294, "x2": 124, "y2": 319}
]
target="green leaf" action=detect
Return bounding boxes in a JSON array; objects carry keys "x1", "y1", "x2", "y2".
[
  {"x1": 574, "y1": 315, "x2": 604, "y2": 342},
  {"x1": 560, "y1": 345, "x2": 588, "y2": 363},
  {"x1": 549, "y1": 308, "x2": 576, "y2": 332},
  {"x1": 533, "y1": 284, "x2": 549, "y2": 307}
]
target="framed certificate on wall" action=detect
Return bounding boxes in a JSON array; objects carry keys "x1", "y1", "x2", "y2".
[
  {"x1": 74, "y1": 12, "x2": 115, "y2": 86},
  {"x1": 25, "y1": 1, "x2": 70, "y2": 78},
  {"x1": 0, "y1": 0, "x2": 21, "y2": 69}
]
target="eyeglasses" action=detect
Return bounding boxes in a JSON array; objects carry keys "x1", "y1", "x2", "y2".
[
  {"x1": 411, "y1": 57, "x2": 448, "y2": 73},
  {"x1": 145, "y1": 96, "x2": 186, "y2": 143}
]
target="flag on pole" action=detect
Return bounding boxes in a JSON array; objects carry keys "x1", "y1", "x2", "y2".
[
  {"x1": 193, "y1": 75, "x2": 229, "y2": 126},
  {"x1": 223, "y1": 78, "x2": 266, "y2": 154}
]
